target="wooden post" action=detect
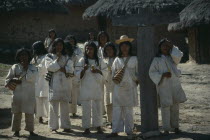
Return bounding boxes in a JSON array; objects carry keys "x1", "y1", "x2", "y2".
[{"x1": 137, "y1": 26, "x2": 159, "y2": 134}]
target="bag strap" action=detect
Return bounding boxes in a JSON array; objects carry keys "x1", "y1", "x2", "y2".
[{"x1": 123, "y1": 57, "x2": 131, "y2": 68}]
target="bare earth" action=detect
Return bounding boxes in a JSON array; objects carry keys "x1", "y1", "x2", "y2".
[{"x1": 0, "y1": 62, "x2": 210, "y2": 140}]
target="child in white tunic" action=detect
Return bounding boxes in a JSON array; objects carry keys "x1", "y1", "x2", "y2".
[
  {"x1": 31, "y1": 41, "x2": 49, "y2": 124},
  {"x1": 107, "y1": 35, "x2": 139, "y2": 138},
  {"x1": 5, "y1": 48, "x2": 38, "y2": 137},
  {"x1": 149, "y1": 39, "x2": 187, "y2": 135},
  {"x1": 45, "y1": 38, "x2": 74, "y2": 132},
  {"x1": 65, "y1": 35, "x2": 84, "y2": 117},
  {"x1": 44, "y1": 29, "x2": 56, "y2": 53},
  {"x1": 75, "y1": 42, "x2": 107, "y2": 135},
  {"x1": 103, "y1": 42, "x2": 117, "y2": 125}
]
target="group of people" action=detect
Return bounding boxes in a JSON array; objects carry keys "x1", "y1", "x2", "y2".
[{"x1": 5, "y1": 29, "x2": 187, "y2": 139}]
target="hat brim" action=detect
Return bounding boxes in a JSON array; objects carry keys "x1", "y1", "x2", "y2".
[{"x1": 115, "y1": 38, "x2": 134, "y2": 44}]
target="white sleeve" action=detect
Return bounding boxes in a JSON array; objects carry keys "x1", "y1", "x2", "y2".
[
  {"x1": 65, "y1": 59, "x2": 74, "y2": 74},
  {"x1": 75, "y1": 58, "x2": 84, "y2": 78},
  {"x1": 100, "y1": 59, "x2": 108, "y2": 78},
  {"x1": 5, "y1": 65, "x2": 16, "y2": 86},
  {"x1": 45, "y1": 56, "x2": 60, "y2": 72},
  {"x1": 170, "y1": 46, "x2": 183, "y2": 65},
  {"x1": 111, "y1": 58, "x2": 118, "y2": 78},
  {"x1": 149, "y1": 58, "x2": 163, "y2": 85},
  {"x1": 37, "y1": 57, "x2": 46, "y2": 76},
  {"x1": 25, "y1": 65, "x2": 37, "y2": 83}
]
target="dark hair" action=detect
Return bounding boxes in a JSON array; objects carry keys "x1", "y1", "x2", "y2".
[
  {"x1": 88, "y1": 32, "x2": 96, "y2": 41},
  {"x1": 156, "y1": 38, "x2": 171, "y2": 57},
  {"x1": 97, "y1": 31, "x2": 110, "y2": 47},
  {"x1": 84, "y1": 41, "x2": 99, "y2": 66},
  {"x1": 65, "y1": 35, "x2": 77, "y2": 46},
  {"x1": 32, "y1": 41, "x2": 47, "y2": 56},
  {"x1": 64, "y1": 41, "x2": 74, "y2": 57},
  {"x1": 103, "y1": 42, "x2": 117, "y2": 58},
  {"x1": 118, "y1": 41, "x2": 133, "y2": 57},
  {"x1": 48, "y1": 29, "x2": 57, "y2": 39},
  {"x1": 51, "y1": 38, "x2": 66, "y2": 55},
  {"x1": 15, "y1": 48, "x2": 32, "y2": 63}
]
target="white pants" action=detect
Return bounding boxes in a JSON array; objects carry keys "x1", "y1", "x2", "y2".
[
  {"x1": 161, "y1": 103, "x2": 179, "y2": 131},
  {"x1": 36, "y1": 97, "x2": 49, "y2": 118},
  {"x1": 112, "y1": 106, "x2": 134, "y2": 134},
  {"x1": 82, "y1": 100, "x2": 103, "y2": 129},
  {"x1": 49, "y1": 101, "x2": 71, "y2": 130},
  {"x1": 69, "y1": 82, "x2": 79, "y2": 114}
]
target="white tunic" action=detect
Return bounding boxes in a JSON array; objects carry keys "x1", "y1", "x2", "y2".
[
  {"x1": 112, "y1": 56, "x2": 138, "y2": 107},
  {"x1": 45, "y1": 54, "x2": 74, "y2": 102},
  {"x1": 149, "y1": 46, "x2": 187, "y2": 107},
  {"x1": 33, "y1": 55, "x2": 49, "y2": 98},
  {"x1": 98, "y1": 47, "x2": 104, "y2": 59},
  {"x1": 5, "y1": 64, "x2": 37, "y2": 114},
  {"x1": 75, "y1": 58, "x2": 107, "y2": 101},
  {"x1": 44, "y1": 37, "x2": 54, "y2": 52}
]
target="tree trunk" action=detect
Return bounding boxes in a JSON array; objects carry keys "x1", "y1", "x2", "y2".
[{"x1": 137, "y1": 26, "x2": 159, "y2": 133}]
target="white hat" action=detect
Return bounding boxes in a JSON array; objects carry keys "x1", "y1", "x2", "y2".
[{"x1": 115, "y1": 35, "x2": 134, "y2": 44}]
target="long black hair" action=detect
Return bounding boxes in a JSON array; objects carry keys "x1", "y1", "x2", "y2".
[
  {"x1": 50, "y1": 38, "x2": 66, "y2": 55},
  {"x1": 156, "y1": 38, "x2": 171, "y2": 57},
  {"x1": 15, "y1": 48, "x2": 32, "y2": 63},
  {"x1": 48, "y1": 29, "x2": 57, "y2": 39},
  {"x1": 64, "y1": 41, "x2": 74, "y2": 57},
  {"x1": 103, "y1": 42, "x2": 117, "y2": 58},
  {"x1": 118, "y1": 41, "x2": 133, "y2": 57},
  {"x1": 97, "y1": 31, "x2": 110, "y2": 47},
  {"x1": 84, "y1": 41, "x2": 99, "y2": 66},
  {"x1": 32, "y1": 41, "x2": 47, "y2": 56}
]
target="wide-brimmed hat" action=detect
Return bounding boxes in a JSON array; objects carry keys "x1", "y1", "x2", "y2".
[{"x1": 115, "y1": 35, "x2": 134, "y2": 44}]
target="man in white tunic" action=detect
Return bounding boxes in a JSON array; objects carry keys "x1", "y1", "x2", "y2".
[
  {"x1": 5, "y1": 48, "x2": 38, "y2": 137},
  {"x1": 31, "y1": 41, "x2": 49, "y2": 123},
  {"x1": 75, "y1": 42, "x2": 107, "y2": 135},
  {"x1": 149, "y1": 39, "x2": 187, "y2": 135},
  {"x1": 45, "y1": 38, "x2": 74, "y2": 132},
  {"x1": 107, "y1": 35, "x2": 138, "y2": 139}
]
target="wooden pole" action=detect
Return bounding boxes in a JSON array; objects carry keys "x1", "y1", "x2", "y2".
[{"x1": 137, "y1": 26, "x2": 159, "y2": 133}]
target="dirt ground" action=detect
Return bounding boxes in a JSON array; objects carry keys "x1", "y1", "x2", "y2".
[{"x1": 0, "y1": 61, "x2": 210, "y2": 140}]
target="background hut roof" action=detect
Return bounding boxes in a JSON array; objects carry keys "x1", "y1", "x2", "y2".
[
  {"x1": 0, "y1": 0, "x2": 68, "y2": 14},
  {"x1": 168, "y1": 0, "x2": 210, "y2": 31},
  {"x1": 61, "y1": 0, "x2": 97, "y2": 6},
  {"x1": 83, "y1": 0, "x2": 191, "y2": 19}
]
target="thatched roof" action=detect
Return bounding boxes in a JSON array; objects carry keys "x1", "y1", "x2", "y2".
[
  {"x1": 0, "y1": 0, "x2": 68, "y2": 13},
  {"x1": 83, "y1": 0, "x2": 189, "y2": 19},
  {"x1": 168, "y1": 0, "x2": 210, "y2": 31},
  {"x1": 62, "y1": 0, "x2": 97, "y2": 6}
]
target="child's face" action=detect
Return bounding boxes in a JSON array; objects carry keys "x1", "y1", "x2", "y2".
[
  {"x1": 105, "y1": 46, "x2": 114, "y2": 57},
  {"x1": 56, "y1": 42, "x2": 63, "y2": 53},
  {"x1": 86, "y1": 46, "x2": 94, "y2": 58},
  {"x1": 19, "y1": 51, "x2": 29, "y2": 64},
  {"x1": 69, "y1": 39, "x2": 75, "y2": 46},
  {"x1": 120, "y1": 43, "x2": 130, "y2": 56},
  {"x1": 50, "y1": 32, "x2": 55, "y2": 39},
  {"x1": 100, "y1": 34, "x2": 108, "y2": 45},
  {"x1": 161, "y1": 41, "x2": 172, "y2": 55}
]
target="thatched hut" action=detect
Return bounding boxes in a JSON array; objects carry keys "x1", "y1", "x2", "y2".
[
  {"x1": 0, "y1": 0, "x2": 97, "y2": 63},
  {"x1": 168, "y1": 0, "x2": 210, "y2": 64},
  {"x1": 83, "y1": 0, "x2": 191, "y2": 136}
]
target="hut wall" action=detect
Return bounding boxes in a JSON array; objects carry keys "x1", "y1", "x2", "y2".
[
  {"x1": 0, "y1": 7, "x2": 97, "y2": 63},
  {"x1": 188, "y1": 28, "x2": 199, "y2": 63}
]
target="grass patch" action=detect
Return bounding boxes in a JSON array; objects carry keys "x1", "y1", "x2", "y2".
[{"x1": 0, "y1": 63, "x2": 11, "y2": 78}]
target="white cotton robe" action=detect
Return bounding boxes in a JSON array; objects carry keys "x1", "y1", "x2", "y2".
[
  {"x1": 5, "y1": 64, "x2": 37, "y2": 114},
  {"x1": 149, "y1": 46, "x2": 187, "y2": 107},
  {"x1": 111, "y1": 56, "x2": 138, "y2": 134},
  {"x1": 33, "y1": 55, "x2": 49, "y2": 118},
  {"x1": 45, "y1": 54, "x2": 74, "y2": 130},
  {"x1": 75, "y1": 57, "x2": 107, "y2": 128}
]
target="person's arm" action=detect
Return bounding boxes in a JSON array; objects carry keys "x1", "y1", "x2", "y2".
[
  {"x1": 149, "y1": 58, "x2": 164, "y2": 85},
  {"x1": 170, "y1": 46, "x2": 183, "y2": 65},
  {"x1": 45, "y1": 55, "x2": 60, "y2": 72}
]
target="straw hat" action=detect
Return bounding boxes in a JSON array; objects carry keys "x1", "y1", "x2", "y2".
[{"x1": 115, "y1": 35, "x2": 134, "y2": 44}]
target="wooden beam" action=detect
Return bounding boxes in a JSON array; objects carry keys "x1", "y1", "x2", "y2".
[{"x1": 137, "y1": 26, "x2": 159, "y2": 133}]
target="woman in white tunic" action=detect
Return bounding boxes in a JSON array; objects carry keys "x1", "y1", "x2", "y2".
[
  {"x1": 65, "y1": 35, "x2": 84, "y2": 117},
  {"x1": 97, "y1": 31, "x2": 110, "y2": 59},
  {"x1": 45, "y1": 38, "x2": 74, "y2": 132},
  {"x1": 5, "y1": 48, "x2": 38, "y2": 137},
  {"x1": 31, "y1": 41, "x2": 49, "y2": 124},
  {"x1": 44, "y1": 29, "x2": 56, "y2": 53},
  {"x1": 75, "y1": 42, "x2": 107, "y2": 135},
  {"x1": 149, "y1": 39, "x2": 187, "y2": 135},
  {"x1": 107, "y1": 35, "x2": 138, "y2": 138},
  {"x1": 103, "y1": 42, "x2": 117, "y2": 125}
]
